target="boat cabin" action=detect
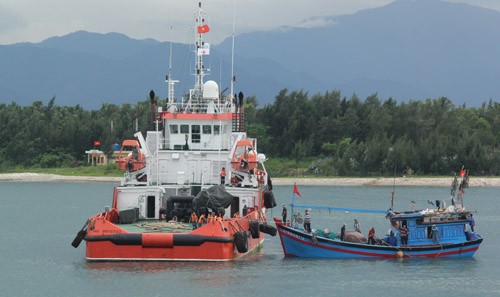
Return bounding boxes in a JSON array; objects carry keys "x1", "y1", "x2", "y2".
[{"x1": 388, "y1": 210, "x2": 476, "y2": 246}]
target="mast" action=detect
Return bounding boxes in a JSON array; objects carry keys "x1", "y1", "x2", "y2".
[
  {"x1": 230, "y1": 0, "x2": 236, "y2": 112},
  {"x1": 193, "y1": 1, "x2": 207, "y2": 105},
  {"x1": 167, "y1": 25, "x2": 178, "y2": 112}
]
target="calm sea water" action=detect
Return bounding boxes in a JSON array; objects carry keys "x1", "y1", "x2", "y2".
[{"x1": 0, "y1": 182, "x2": 498, "y2": 297}]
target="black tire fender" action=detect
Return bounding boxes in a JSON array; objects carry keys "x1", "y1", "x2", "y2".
[
  {"x1": 234, "y1": 231, "x2": 249, "y2": 253},
  {"x1": 249, "y1": 220, "x2": 260, "y2": 239}
]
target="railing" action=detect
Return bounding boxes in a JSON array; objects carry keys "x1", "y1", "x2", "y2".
[
  {"x1": 165, "y1": 99, "x2": 233, "y2": 115},
  {"x1": 156, "y1": 171, "x2": 220, "y2": 186}
]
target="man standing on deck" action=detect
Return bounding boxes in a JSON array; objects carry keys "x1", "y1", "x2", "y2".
[
  {"x1": 469, "y1": 214, "x2": 475, "y2": 232},
  {"x1": 431, "y1": 224, "x2": 439, "y2": 244},
  {"x1": 400, "y1": 226, "x2": 409, "y2": 246},
  {"x1": 368, "y1": 227, "x2": 376, "y2": 244},
  {"x1": 190, "y1": 212, "x2": 198, "y2": 230},
  {"x1": 282, "y1": 205, "x2": 287, "y2": 224},
  {"x1": 354, "y1": 219, "x2": 361, "y2": 233},
  {"x1": 303, "y1": 209, "x2": 311, "y2": 233},
  {"x1": 220, "y1": 167, "x2": 226, "y2": 185},
  {"x1": 340, "y1": 223, "x2": 346, "y2": 241}
]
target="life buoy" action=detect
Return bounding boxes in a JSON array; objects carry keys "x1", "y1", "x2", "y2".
[
  {"x1": 249, "y1": 220, "x2": 260, "y2": 239},
  {"x1": 234, "y1": 231, "x2": 249, "y2": 253}
]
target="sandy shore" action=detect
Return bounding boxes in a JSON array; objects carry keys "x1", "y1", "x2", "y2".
[
  {"x1": 0, "y1": 173, "x2": 122, "y2": 183},
  {"x1": 1, "y1": 173, "x2": 500, "y2": 187},
  {"x1": 272, "y1": 177, "x2": 500, "y2": 187}
]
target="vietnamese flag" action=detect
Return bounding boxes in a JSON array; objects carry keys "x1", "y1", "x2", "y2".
[
  {"x1": 459, "y1": 169, "x2": 466, "y2": 177},
  {"x1": 93, "y1": 140, "x2": 101, "y2": 146},
  {"x1": 197, "y1": 24, "x2": 210, "y2": 34},
  {"x1": 293, "y1": 183, "x2": 301, "y2": 197}
]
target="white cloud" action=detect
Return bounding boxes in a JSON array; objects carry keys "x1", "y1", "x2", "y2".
[
  {"x1": 0, "y1": 5, "x2": 25, "y2": 34},
  {"x1": 295, "y1": 16, "x2": 339, "y2": 29},
  {"x1": 0, "y1": 0, "x2": 498, "y2": 45}
]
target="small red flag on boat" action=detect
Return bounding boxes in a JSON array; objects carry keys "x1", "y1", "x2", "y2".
[
  {"x1": 197, "y1": 24, "x2": 210, "y2": 34},
  {"x1": 93, "y1": 140, "x2": 101, "y2": 146},
  {"x1": 293, "y1": 183, "x2": 301, "y2": 197},
  {"x1": 459, "y1": 169, "x2": 465, "y2": 177}
]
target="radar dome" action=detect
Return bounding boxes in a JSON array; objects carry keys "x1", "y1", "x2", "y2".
[{"x1": 203, "y1": 80, "x2": 219, "y2": 100}]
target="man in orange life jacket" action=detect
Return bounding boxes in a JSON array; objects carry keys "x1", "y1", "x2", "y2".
[
  {"x1": 198, "y1": 213, "x2": 205, "y2": 228},
  {"x1": 190, "y1": 212, "x2": 198, "y2": 230}
]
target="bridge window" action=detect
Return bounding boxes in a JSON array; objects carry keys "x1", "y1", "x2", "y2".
[
  {"x1": 169, "y1": 124, "x2": 178, "y2": 134},
  {"x1": 214, "y1": 125, "x2": 220, "y2": 135},
  {"x1": 203, "y1": 125, "x2": 212, "y2": 134},
  {"x1": 191, "y1": 125, "x2": 200, "y2": 143},
  {"x1": 180, "y1": 124, "x2": 189, "y2": 134}
]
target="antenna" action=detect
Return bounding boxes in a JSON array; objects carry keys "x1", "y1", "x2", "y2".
[
  {"x1": 230, "y1": 0, "x2": 236, "y2": 111},
  {"x1": 193, "y1": 2, "x2": 206, "y2": 103},
  {"x1": 167, "y1": 25, "x2": 179, "y2": 111},
  {"x1": 389, "y1": 147, "x2": 396, "y2": 210}
]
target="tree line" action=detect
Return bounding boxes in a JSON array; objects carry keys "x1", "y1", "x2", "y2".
[
  {"x1": 0, "y1": 97, "x2": 151, "y2": 168},
  {"x1": 246, "y1": 90, "x2": 500, "y2": 176},
  {"x1": 1, "y1": 91, "x2": 500, "y2": 176}
]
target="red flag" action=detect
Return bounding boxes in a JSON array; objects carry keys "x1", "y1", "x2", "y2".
[
  {"x1": 197, "y1": 24, "x2": 210, "y2": 34},
  {"x1": 459, "y1": 169, "x2": 465, "y2": 177},
  {"x1": 293, "y1": 183, "x2": 301, "y2": 197},
  {"x1": 93, "y1": 140, "x2": 101, "y2": 146}
]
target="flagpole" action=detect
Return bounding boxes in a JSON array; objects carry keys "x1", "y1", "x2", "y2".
[
  {"x1": 230, "y1": 0, "x2": 236, "y2": 110},
  {"x1": 291, "y1": 183, "x2": 300, "y2": 224}
]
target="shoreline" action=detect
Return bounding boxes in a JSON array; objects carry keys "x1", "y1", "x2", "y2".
[{"x1": 1, "y1": 173, "x2": 500, "y2": 187}]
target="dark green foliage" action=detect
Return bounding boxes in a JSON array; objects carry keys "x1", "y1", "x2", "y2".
[
  {"x1": 0, "y1": 97, "x2": 151, "y2": 171},
  {"x1": 1, "y1": 90, "x2": 499, "y2": 176},
  {"x1": 249, "y1": 90, "x2": 500, "y2": 176}
]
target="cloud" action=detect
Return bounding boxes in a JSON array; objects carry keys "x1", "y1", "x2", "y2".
[
  {"x1": 0, "y1": 5, "x2": 25, "y2": 34},
  {"x1": 295, "y1": 16, "x2": 339, "y2": 29}
]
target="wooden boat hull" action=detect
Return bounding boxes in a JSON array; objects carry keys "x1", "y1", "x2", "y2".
[{"x1": 274, "y1": 218, "x2": 482, "y2": 259}]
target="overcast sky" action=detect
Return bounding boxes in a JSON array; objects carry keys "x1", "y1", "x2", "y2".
[{"x1": 1, "y1": 0, "x2": 499, "y2": 45}]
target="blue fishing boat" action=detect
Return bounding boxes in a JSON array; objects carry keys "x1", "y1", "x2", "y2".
[{"x1": 274, "y1": 170, "x2": 483, "y2": 258}]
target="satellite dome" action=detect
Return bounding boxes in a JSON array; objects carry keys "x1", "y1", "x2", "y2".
[{"x1": 203, "y1": 80, "x2": 219, "y2": 100}]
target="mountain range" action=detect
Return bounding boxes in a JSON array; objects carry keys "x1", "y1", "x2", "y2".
[{"x1": 1, "y1": 0, "x2": 499, "y2": 108}]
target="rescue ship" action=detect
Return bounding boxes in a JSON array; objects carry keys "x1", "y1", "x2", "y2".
[{"x1": 71, "y1": 2, "x2": 277, "y2": 261}]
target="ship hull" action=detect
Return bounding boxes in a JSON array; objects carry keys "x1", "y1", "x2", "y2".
[
  {"x1": 85, "y1": 212, "x2": 266, "y2": 261},
  {"x1": 274, "y1": 218, "x2": 482, "y2": 259}
]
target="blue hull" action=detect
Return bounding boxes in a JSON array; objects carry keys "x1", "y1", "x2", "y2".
[{"x1": 274, "y1": 219, "x2": 482, "y2": 259}]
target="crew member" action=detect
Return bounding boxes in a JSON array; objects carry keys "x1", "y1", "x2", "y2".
[
  {"x1": 431, "y1": 224, "x2": 439, "y2": 244},
  {"x1": 469, "y1": 214, "x2": 475, "y2": 232},
  {"x1": 190, "y1": 212, "x2": 198, "y2": 230},
  {"x1": 220, "y1": 167, "x2": 226, "y2": 185},
  {"x1": 198, "y1": 213, "x2": 205, "y2": 228},
  {"x1": 354, "y1": 219, "x2": 361, "y2": 233},
  {"x1": 282, "y1": 205, "x2": 288, "y2": 224},
  {"x1": 340, "y1": 223, "x2": 346, "y2": 241},
  {"x1": 303, "y1": 209, "x2": 311, "y2": 233},
  {"x1": 400, "y1": 226, "x2": 409, "y2": 246},
  {"x1": 368, "y1": 227, "x2": 376, "y2": 244}
]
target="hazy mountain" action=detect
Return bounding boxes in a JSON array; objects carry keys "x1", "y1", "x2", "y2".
[
  {"x1": 0, "y1": 30, "x2": 311, "y2": 108},
  {"x1": 219, "y1": 0, "x2": 500, "y2": 106},
  {"x1": 1, "y1": 0, "x2": 499, "y2": 108}
]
